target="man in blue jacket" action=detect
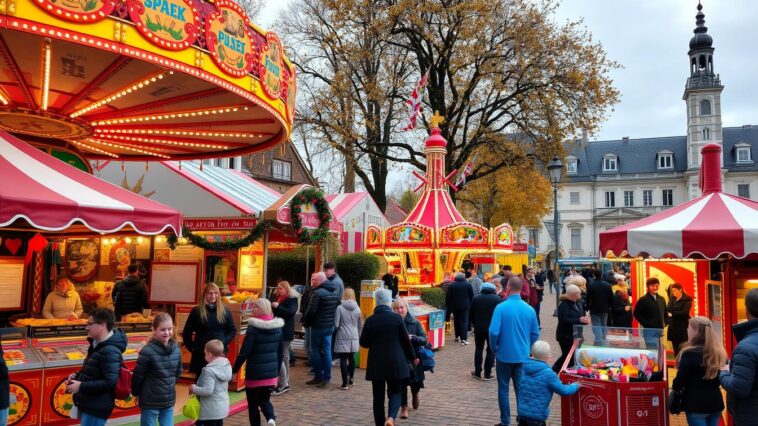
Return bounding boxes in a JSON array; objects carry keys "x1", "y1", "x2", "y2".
[
  {"x1": 720, "y1": 288, "x2": 758, "y2": 425},
  {"x1": 489, "y1": 276, "x2": 540, "y2": 426}
]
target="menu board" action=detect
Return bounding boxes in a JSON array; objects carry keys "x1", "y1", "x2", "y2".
[
  {"x1": 149, "y1": 262, "x2": 199, "y2": 304},
  {"x1": 0, "y1": 258, "x2": 24, "y2": 310}
]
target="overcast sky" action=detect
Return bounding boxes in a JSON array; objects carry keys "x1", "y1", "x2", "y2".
[{"x1": 260, "y1": 0, "x2": 758, "y2": 142}]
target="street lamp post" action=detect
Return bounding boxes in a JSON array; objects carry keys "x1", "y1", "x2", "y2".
[{"x1": 547, "y1": 156, "x2": 563, "y2": 316}]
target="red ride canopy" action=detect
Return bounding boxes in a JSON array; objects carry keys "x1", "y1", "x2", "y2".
[
  {"x1": 0, "y1": 131, "x2": 182, "y2": 235},
  {"x1": 599, "y1": 144, "x2": 758, "y2": 259}
]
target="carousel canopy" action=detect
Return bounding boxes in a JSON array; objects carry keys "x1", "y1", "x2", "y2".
[
  {"x1": 0, "y1": 130, "x2": 182, "y2": 234},
  {"x1": 599, "y1": 144, "x2": 758, "y2": 259},
  {"x1": 0, "y1": 0, "x2": 295, "y2": 160}
]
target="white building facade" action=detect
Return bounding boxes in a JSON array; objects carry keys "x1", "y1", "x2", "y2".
[{"x1": 533, "y1": 3, "x2": 758, "y2": 264}]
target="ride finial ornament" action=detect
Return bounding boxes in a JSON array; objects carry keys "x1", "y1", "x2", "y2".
[{"x1": 430, "y1": 110, "x2": 445, "y2": 129}]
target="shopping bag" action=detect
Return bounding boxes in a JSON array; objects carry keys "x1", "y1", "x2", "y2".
[{"x1": 182, "y1": 395, "x2": 200, "y2": 420}]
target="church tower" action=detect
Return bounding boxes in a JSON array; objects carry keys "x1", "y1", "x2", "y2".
[{"x1": 683, "y1": 2, "x2": 723, "y2": 199}]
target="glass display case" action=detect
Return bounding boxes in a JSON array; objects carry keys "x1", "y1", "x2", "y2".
[{"x1": 559, "y1": 326, "x2": 669, "y2": 426}]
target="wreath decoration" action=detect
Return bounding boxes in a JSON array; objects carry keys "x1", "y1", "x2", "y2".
[
  {"x1": 167, "y1": 221, "x2": 271, "y2": 251},
  {"x1": 290, "y1": 187, "x2": 332, "y2": 245}
]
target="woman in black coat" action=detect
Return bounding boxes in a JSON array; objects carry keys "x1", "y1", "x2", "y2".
[
  {"x1": 392, "y1": 298, "x2": 428, "y2": 420},
  {"x1": 610, "y1": 280, "x2": 633, "y2": 328},
  {"x1": 232, "y1": 298, "x2": 283, "y2": 426},
  {"x1": 182, "y1": 283, "x2": 236, "y2": 378},
  {"x1": 360, "y1": 289, "x2": 418, "y2": 426},
  {"x1": 271, "y1": 281, "x2": 298, "y2": 395},
  {"x1": 553, "y1": 285, "x2": 588, "y2": 373},
  {"x1": 672, "y1": 316, "x2": 726, "y2": 426},
  {"x1": 666, "y1": 283, "x2": 692, "y2": 356}
]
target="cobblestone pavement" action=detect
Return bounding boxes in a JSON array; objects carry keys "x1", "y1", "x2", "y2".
[{"x1": 226, "y1": 292, "x2": 688, "y2": 426}]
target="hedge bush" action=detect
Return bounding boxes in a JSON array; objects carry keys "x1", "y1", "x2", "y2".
[
  {"x1": 418, "y1": 287, "x2": 445, "y2": 309},
  {"x1": 334, "y1": 252, "x2": 380, "y2": 293}
]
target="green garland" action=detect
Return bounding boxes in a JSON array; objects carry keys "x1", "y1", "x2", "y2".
[
  {"x1": 168, "y1": 221, "x2": 271, "y2": 251},
  {"x1": 290, "y1": 187, "x2": 332, "y2": 245}
]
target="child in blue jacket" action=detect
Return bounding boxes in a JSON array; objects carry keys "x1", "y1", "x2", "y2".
[{"x1": 517, "y1": 341, "x2": 580, "y2": 426}]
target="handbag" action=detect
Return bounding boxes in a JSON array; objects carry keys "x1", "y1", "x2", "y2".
[
  {"x1": 114, "y1": 362, "x2": 132, "y2": 400},
  {"x1": 182, "y1": 395, "x2": 200, "y2": 420},
  {"x1": 416, "y1": 344, "x2": 435, "y2": 373},
  {"x1": 668, "y1": 388, "x2": 684, "y2": 415}
]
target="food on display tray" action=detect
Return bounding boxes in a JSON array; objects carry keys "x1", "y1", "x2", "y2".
[{"x1": 12, "y1": 318, "x2": 87, "y2": 327}]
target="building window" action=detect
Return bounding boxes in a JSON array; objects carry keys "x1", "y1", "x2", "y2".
[
  {"x1": 566, "y1": 159, "x2": 577, "y2": 174},
  {"x1": 528, "y1": 228, "x2": 540, "y2": 246},
  {"x1": 738, "y1": 184, "x2": 750, "y2": 199},
  {"x1": 658, "y1": 153, "x2": 673, "y2": 169},
  {"x1": 605, "y1": 191, "x2": 615, "y2": 208},
  {"x1": 643, "y1": 190, "x2": 653, "y2": 207},
  {"x1": 662, "y1": 189, "x2": 673, "y2": 206},
  {"x1": 569, "y1": 192, "x2": 580, "y2": 205},
  {"x1": 272, "y1": 159, "x2": 292, "y2": 181},
  {"x1": 702, "y1": 127, "x2": 710, "y2": 141},
  {"x1": 570, "y1": 228, "x2": 581, "y2": 250},
  {"x1": 737, "y1": 146, "x2": 752, "y2": 163},
  {"x1": 700, "y1": 99, "x2": 711, "y2": 115},
  {"x1": 603, "y1": 155, "x2": 617, "y2": 172},
  {"x1": 624, "y1": 191, "x2": 634, "y2": 207}
]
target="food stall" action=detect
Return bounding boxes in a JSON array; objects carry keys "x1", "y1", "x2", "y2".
[
  {"x1": 599, "y1": 144, "x2": 758, "y2": 356},
  {"x1": 0, "y1": 130, "x2": 183, "y2": 425},
  {"x1": 560, "y1": 326, "x2": 669, "y2": 426},
  {"x1": 365, "y1": 118, "x2": 516, "y2": 291},
  {"x1": 325, "y1": 192, "x2": 389, "y2": 254}
]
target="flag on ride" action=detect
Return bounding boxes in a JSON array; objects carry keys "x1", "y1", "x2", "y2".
[
  {"x1": 455, "y1": 155, "x2": 476, "y2": 188},
  {"x1": 402, "y1": 70, "x2": 429, "y2": 131}
]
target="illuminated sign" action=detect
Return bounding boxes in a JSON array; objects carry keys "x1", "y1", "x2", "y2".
[
  {"x1": 259, "y1": 32, "x2": 283, "y2": 99},
  {"x1": 205, "y1": 0, "x2": 255, "y2": 78},
  {"x1": 33, "y1": 0, "x2": 115, "y2": 22},
  {"x1": 128, "y1": 0, "x2": 199, "y2": 50}
]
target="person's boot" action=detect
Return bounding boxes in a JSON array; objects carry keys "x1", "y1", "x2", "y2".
[
  {"x1": 412, "y1": 392, "x2": 420, "y2": 410},
  {"x1": 399, "y1": 406, "x2": 409, "y2": 419}
]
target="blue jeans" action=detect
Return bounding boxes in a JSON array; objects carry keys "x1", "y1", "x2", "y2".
[
  {"x1": 80, "y1": 413, "x2": 108, "y2": 426},
  {"x1": 141, "y1": 407, "x2": 174, "y2": 426},
  {"x1": 0, "y1": 407, "x2": 8, "y2": 426},
  {"x1": 590, "y1": 313, "x2": 608, "y2": 345},
  {"x1": 496, "y1": 361, "x2": 523, "y2": 425},
  {"x1": 685, "y1": 412, "x2": 721, "y2": 426},
  {"x1": 309, "y1": 326, "x2": 334, "y2": 382},
  {"x1": 642, "y1": 328, "x2": 662, "y2": 349}
]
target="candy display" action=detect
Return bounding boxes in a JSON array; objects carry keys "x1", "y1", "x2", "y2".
[{"x1": 566, "y1": 347, "x2": 661, "y2": 382}]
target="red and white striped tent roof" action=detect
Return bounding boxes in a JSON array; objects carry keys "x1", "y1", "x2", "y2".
[
  {"x1": 0, "y1": 131, "x2": 182, "y2": 235},
  {"x1": 599, "y1": 144, "x2": 758, "y2": 259}
]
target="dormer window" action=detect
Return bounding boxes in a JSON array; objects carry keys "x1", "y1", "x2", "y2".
[
  {"x1": 566, "y1": 156, "x2": 578, "y2": 174},
  {"x1": 602, "y1": 154, "x2": 618, "y2": 172},
  {"x1": 736, "y1": 143, "x2": 752, "y2": 163},
  {"x1": 657, "y1": 151, "x2": 673, "y2": 169}
]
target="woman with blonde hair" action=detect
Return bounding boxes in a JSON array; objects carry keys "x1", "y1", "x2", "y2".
[
  {"x1": 671, "y1": 316, "x2": 726, "y2": 426},
  {"x1": 42, "y1": 276, "x2": 83, "y2": 319},
  {"x1": 182, "y1": 283, "x2": 237, "y2": 378},
  {"x1": 334, "y1": 288, "x2": 362, "y2": 390}
]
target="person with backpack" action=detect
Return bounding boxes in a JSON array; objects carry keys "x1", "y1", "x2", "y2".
[
  {"x1": 66, "y1": 308, "x2": 127, "y2": 426},
  {"x1": 392, "y1": 297, "x2": 428, "y2": 420},
  {"x1": 131, "y1": 312, "x2": 183, "y2": 426}
]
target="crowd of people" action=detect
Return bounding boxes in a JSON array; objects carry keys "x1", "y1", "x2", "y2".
[{"x1": 1, "y1": 261, "x2": 756, "y2": 426}]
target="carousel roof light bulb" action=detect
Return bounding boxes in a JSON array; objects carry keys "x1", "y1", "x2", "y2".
[
  {"x1": 125, "y1": 237, "x2": 132, "y2": 244},
  {"x1": 136, "y1": 236, "x2": 144, "y2": 244},
  {"x1": 110, "y1": 238, "x2": 117, "y2": 244}
]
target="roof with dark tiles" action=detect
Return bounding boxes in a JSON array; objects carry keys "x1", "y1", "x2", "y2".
[{"x1": 565, "y1": 125, "x2": 758, "y2": 181}]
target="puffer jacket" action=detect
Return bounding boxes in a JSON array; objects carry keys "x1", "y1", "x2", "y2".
[
  {"x1": 470, "y1": 287, "x2": 501, "y2": 333},
  {"x1": 0, "y1": 335, "x2": 8, "y2": 410},
  {"x1": 326, "y1": 272, "x2": 345, "y2": 301},
  {"x1": 131, "y1": 338, "x2": 182, "y2": 409},
  {"x1": 404, "y1": 313, "x2": 428, "y2": 385},
  {"x1": 192, "y1": 357, "x2": 232, "y2": 421},
  {"x1": 334, "y1": 299, "x2": 362, "y2": 353},
  {"x1": 73, "y1": 329, "x2": 127, "y2": 419},
  {"x1": 517, "y1": 358, "x2": 579, "y2": 421},
  {"x1": 232, "y1": 316, "x2": 283, "y2": 382},
  {"x1": 445, "y1": 276, "x2": 474, "y2": 316},
  {"x1": 666, "y1": 293, "x2": 692, "y2": 345},
  {"x1": 302, "y1": 280, "x2": 340, "y2": 329},
  {"x1": 720, "y1": 319, "x2": 758, "y2": 424},
  {"x1": 42, "y1": 290, "x2": 83, "y2": 319},
  {"x1": 273, "y1": 289, "x2": 299, "y2": 342},
  {"x1": 112, "y1": 275, "x2": 149, "y2": 319}
]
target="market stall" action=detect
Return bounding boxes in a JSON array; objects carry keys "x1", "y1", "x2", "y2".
[
  {"x1": 366, "y1": 116, "x2": 516, "y2": 291},
  {"x1": 599, "y1": 144, "x2": 758, "y2": 355},
  {"x1": 0, "y1": 130, "x2": 183, "y2": 425},
  {"x1": 325, "y1": 192, "x2": 389, "y2": 254}
]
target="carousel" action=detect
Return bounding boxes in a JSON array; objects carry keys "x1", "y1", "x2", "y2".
[
  {"x1": 0, "y1": 0, "x2": 294, "y2": 163},
  {"x1": 599, "y1": 144, "x2": 758, "y2": 354},
  {"x1": 366, "y1": 113, "x2": 516, "y2": 290}
]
